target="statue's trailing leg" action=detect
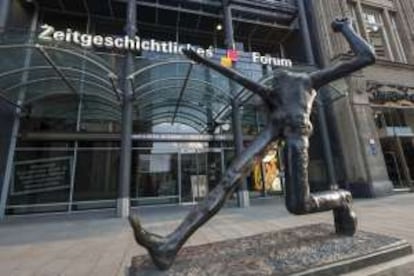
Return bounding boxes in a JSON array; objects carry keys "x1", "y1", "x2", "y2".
[
  {"x1": 129, "y1": 126, "x2": 275, "y2": 270},
  {"x1": 283, "y1": 133, "x2": 357, "y2": 236}
]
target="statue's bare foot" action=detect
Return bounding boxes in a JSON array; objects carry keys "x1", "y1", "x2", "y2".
[
  {"x1": 333, "y1": 205, "x2": 357, "y2": 236},
  {"x1": 128, "y1": 215, "x2": 178, "y2": 270}
]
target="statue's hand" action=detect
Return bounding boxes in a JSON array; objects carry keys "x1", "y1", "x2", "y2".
[
  {"x1": 331, "y1": 17, "x2": 352, "y2": 33},
  {"x1": 182, "y1": 48, "x2": 202, "y2": 63}
]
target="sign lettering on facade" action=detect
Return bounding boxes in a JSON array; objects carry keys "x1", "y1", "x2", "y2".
[
  {"x1": 38, "y1": 24, "x2": 292, "y2": 67},
  {"x1": 367, "y1": 82, "x2": 414, "y2": 106}
]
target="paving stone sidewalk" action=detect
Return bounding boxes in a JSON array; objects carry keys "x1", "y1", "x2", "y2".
[{"x1": 0, "y1": 193, "x2": 413, "y2": 276}]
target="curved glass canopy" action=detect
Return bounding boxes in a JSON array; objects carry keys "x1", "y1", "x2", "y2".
[
  {"x1": 0, "y1": 36, "x2": 266, "y2": 133},
  {"x1": 0, "y1": 41, "x2": 121, "y2": 132}
]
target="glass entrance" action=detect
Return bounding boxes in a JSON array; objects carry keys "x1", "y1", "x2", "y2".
[
  {"x1": 131, "y1": 150, "x2": 179, "y2": 206},
  {"x1": 180, "y1": 149, "x2": 223, "y2": 204}
]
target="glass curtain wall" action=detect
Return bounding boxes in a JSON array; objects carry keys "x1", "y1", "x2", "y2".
[
  {"x1": 1, "y1": 1, "x2": 304, "y2": 215},
  {"x1": 7, "y1": 142, "x2": 120, "y2": 215},
  {"x1": 8, "y1": 145, "x2": 74, "y2": 215}
]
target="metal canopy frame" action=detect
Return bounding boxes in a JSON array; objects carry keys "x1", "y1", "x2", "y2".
[
  {"x1": 0, "y1": 43, "x2": 121, "y2": 122},
  {"x1": 133, "y1": 85, "x2": 230, "y2": 104},
  {"x1": 5, "y1": 77, "x2": 118, "y2": 102},
  {"x1": 0, "y1": 40, "x2": 245, "y2": 132},
  {"x1": 134, "y1": 77, "x2": 232, "y2": 101},
  {"x1": 126, "y1": 58, "x2": 238, "y2": 131},
  {"x1": 0, "y1": 88, "x2": 24, "y2": 109},
  {"x1": 36, "y1": 46, "x2": 79, "y2": 95}
]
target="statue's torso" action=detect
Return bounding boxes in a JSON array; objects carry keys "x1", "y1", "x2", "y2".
[{"x1": 266, "y1": 70, "x2": 316, "y2": 137}]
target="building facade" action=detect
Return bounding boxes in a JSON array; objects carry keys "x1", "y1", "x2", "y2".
[
  {"x1": 309, "y1": 0, "x2": 414, "y2": 196},
  {"x1": 2, "y1": 0, "x2": 409, "y2": 219}
]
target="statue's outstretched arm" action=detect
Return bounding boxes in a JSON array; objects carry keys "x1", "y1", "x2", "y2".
[
  {"x1": 182, "y1": 49, "x2": 271, "y2": 100},
  {"x1": 310, "y1": 18, "x2": 376, "y2": 90}
]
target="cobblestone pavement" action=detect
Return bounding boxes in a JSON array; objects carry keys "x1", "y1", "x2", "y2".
[{"x1": 0, "y1": 193, "x2": 413, "y2": 276}]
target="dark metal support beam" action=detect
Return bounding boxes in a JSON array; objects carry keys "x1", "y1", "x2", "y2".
[
  {"x1": 195, "y1": 13, "x2": 202, "y2": 30},
  {"x1": 57, "y1": 0, "x2": 66, "y2": 11},
  {"x1": 231, "y1": 4, "x2": 293, "y2": 21},
  {"x1": 108, "y1": 73, "x2": 122, "y2": 102},
  {"x1": 113, "y1": 0, "x2": 295, "y2": 28},
  {"x1": 0, "y1": 3, "x2": 38, "y2": 220},
  {"x1": 223, "y1": 0, "x2": 249, "y2": 208},
  {"x1": 82, "y1": 0, "x2": 90, "y2": 15},
  {"x1": 297, "y1": 0, "x2": 315, "y2": 65},
  {"x1": 117, "y1": 0, "x2": 136, "y2": 218},
  {"x1": 107, "y1": 0, "x2": 115, "y2": 17},
  {"x1": 175, "y1": 6, "x2": 181, "y2": 41},
  {"x1": 223, "y1": 0, "x2": 235, "y2": 50},
  {"x1": 171, "y1": 64, "x2": 193, "y2": 125}
]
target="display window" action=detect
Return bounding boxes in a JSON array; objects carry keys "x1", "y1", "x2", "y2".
[{"x1": 251, "y1": 144, "x2": 283, "y2": 195}]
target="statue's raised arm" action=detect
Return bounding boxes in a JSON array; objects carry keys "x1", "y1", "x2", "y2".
[
  {"x1": 310, "y1": 18, "x2": 376, "y2": 90},
  {"x1": 182, "y1": 49, "x2": 271, "y2": 101}
]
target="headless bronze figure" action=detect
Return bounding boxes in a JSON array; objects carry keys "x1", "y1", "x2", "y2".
[{"x1": 129, "y1": 18, "x2": 376, "y2": 270}]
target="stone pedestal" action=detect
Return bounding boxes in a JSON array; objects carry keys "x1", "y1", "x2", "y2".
[{"x1": 130, "y1": 223, "x2": 412, "y2": 276}]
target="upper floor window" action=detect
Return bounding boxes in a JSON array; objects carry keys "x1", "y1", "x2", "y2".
[
  {"x1": 346, "y1": 2, "x2": 407, "y2": 63},
  {"x1": 389, "y1": 13, "x2": 408, "y2": 63},
  {"x1": 362, "y1": 6, "x2": 390, "y2": 59},
  {"x1": 347, "y1": 3, "x2": 361, "y2": 33}
]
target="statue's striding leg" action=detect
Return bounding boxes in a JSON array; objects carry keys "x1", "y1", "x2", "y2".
[
  {"x1": 130, "y1": 125, "x2": 276, "y2": 270},
  {"x1": 283, "y1": 133, "x2": 357, "y2": 236}
]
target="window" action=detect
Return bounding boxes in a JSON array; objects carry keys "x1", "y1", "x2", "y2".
[
  {"x1": 347, "y1": 3, "x2": 407, "y2": 63},
  {"x1": 390, "y1": 13, "x2": 407, "y2": 63},
  {"x1": 362, "y1": 6, "x2": 391, "y2": 59},
  {"x1": 382, "y1": 109, "x2": 407, "y2": 127},
  {"x1": 347, "y1": 5, "x2": 408, "y2": 63},
  {"x1": 347, "y1": 3, "x2": 361, "y2": 34}
]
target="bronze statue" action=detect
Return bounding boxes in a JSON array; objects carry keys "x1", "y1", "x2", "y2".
[{"x1": 129, "y1": 18, "x2": 376, "y2": 270}]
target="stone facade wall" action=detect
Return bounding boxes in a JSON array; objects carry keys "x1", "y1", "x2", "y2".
[{"x1": 310, "y1": 0, "x2": 414, "y2": 197}]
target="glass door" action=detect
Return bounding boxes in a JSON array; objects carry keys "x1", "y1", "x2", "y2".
[
  {"x1": 131, "y1": 149, "x2": 179, "y2": 206},
  {"x1": 180, "y1": 149, "x2": 224, "y2": 204},
  {"x1": 180, "y1": 151, "x2": 206, "y2": 203},
  {"x1": 206, "y1": 149, "x2": 224, "y2": 192}
]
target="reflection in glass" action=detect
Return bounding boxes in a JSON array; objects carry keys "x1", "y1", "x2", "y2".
[
  {"x1": 73, "y1": 149, "x2": 119, "y2": 209},
  {"x1": 131, "y1": 150, "x2": 179, "y2": 205},
  {"x1": 7, "y1": 149, "x2": 73, "y2": 214},
  {"x1": 180, "y1": 152, "x2": 207, "y2": 203}
]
